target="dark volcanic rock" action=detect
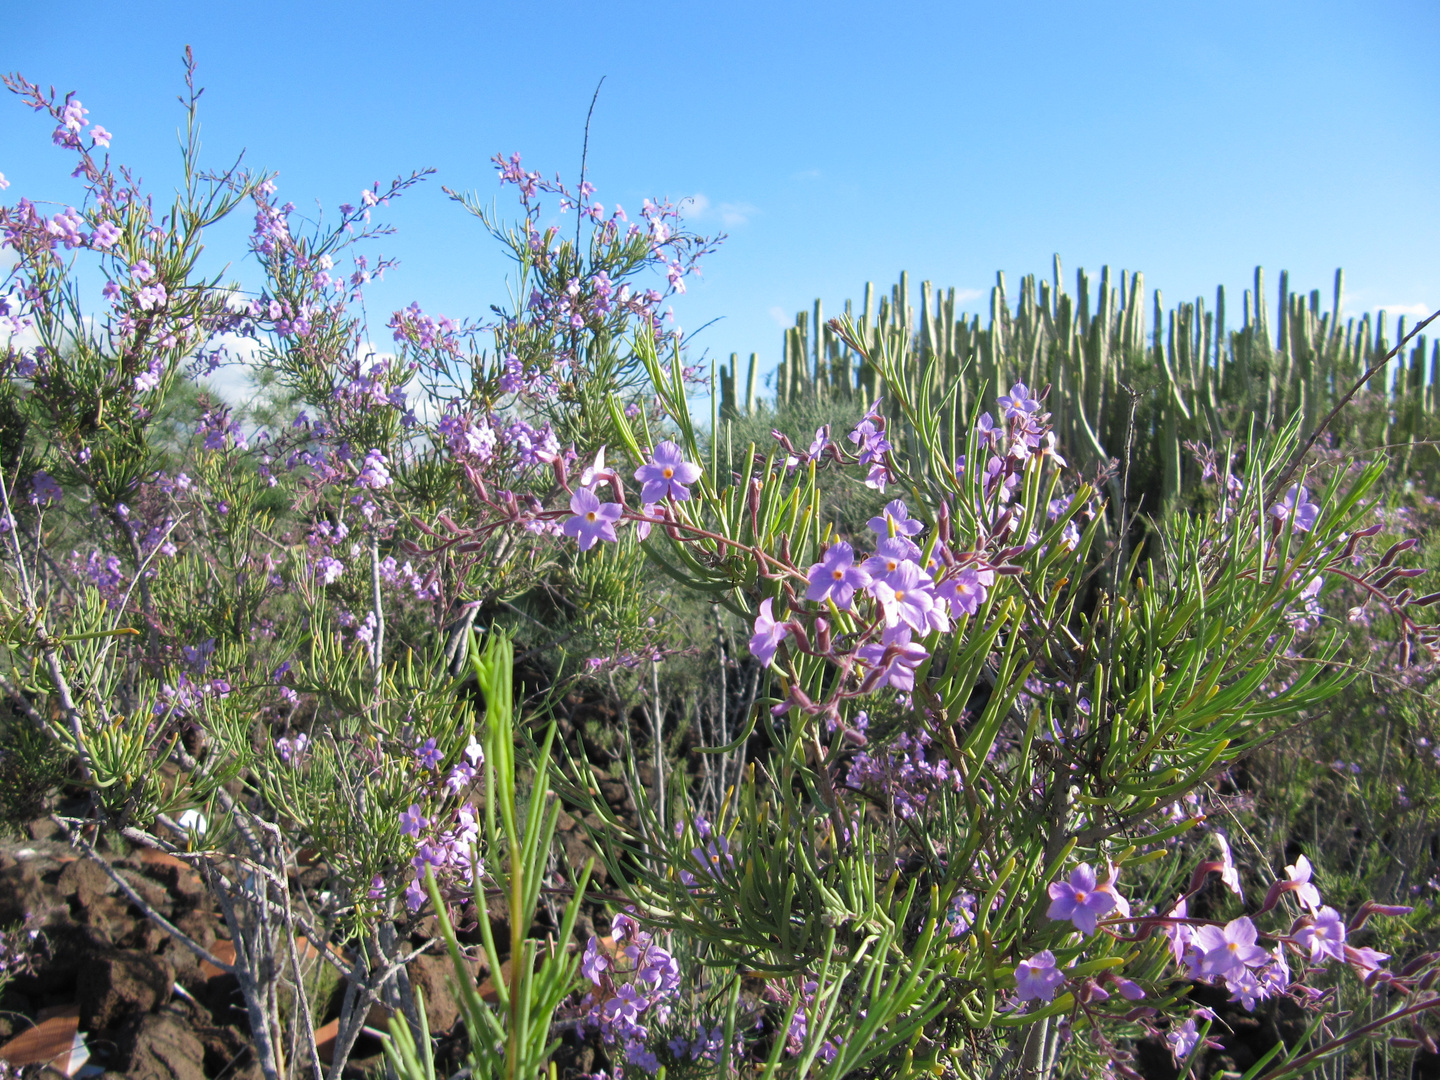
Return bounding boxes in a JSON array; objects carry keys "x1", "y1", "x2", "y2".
[
  {"x1": 115, "y1": 1010, "x2": 207, "y2": 1080},
  {"x1": 80, "y1": 948, "x2": 173, "y2": 1030}
]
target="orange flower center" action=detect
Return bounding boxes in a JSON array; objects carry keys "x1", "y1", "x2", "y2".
[
  {"x1": 662, "y1": 466, "x2": 674, "y2": 479},
  {"x1": 586, "y1": 512, "x2": 598, "y2": 522}
]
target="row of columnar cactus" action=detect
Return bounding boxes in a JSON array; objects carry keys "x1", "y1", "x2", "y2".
[{"x1": 720, "y1": 261, "x2": 1437, "y2": 509}]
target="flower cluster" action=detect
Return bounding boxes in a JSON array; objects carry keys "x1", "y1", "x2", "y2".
[
  {"x1": 392, "y1": 797, "x2": 484, "y2": 910},
  {"x1": 576, "y1": 912, "x2": 682, "y2": 1074},
  {"x1": 1016, "y1": 851, "x2": 1411, "y2": 1065}
]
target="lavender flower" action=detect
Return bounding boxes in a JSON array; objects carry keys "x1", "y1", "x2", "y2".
[
  {"x1": 1193, "y1": 916, "x2": 1268, "y2": 977},
  {"x1": 748, "y1": 598, "x2": 788, "y2": 667},
  {"x1": 1294, "y1": 906, "x2": 1347, "y2": 963},
  {"x1": 855, "y1": 638, "x2": 929, "y2": 692},
  {"x1": 563, "y1": 487, "x2": 624, "y2": 551},
  {"x1": 1167, "y1": 1018, "x2": 1201, "y2": 1061},
  {"x1": 862, "y1": 536, "x2": 922, "y2": 583},
  {"x1": 581, "y1": 936, "x2": 610, "y2": 983},
  {"x1": 804, "y1": 543, "x2": 871, "y2": 609},
  {"x1": 1271, "y1": 485, "x2": 1319, "y2": 533},
  {"x1": 871, "y1": 561, "x2": 939, "y2": 633},
  {"x1": 634, "y1": 440, "x2": 701, "y2": 502},
  {"x1": 867, "y1": 499, "x2": 925, "y2": 540},
  {"x1": 936, "y1": 565, "x2": 994, "y2": 617},
  {"x1": 1014, "y1": 950, "x2": 1064, "y2": 1002},
  {"x1": 997, "y1": 382, "x2": 1041, "y2": 420},
  {"x1": 355, "y1": 448, "x2": 392, "y2": 489},
  {"x1": 1046, "y1": 864, "x2": 1117, "y2": 934},
  {"x1": 1284, "y1": 854, "x2": 1322, "y2": 912},
  {"x1": 29, "y1": 471, "x2": 62, "y2": 508},
  {"x1": 399, "y1": 804, "x2": 428, "y2": 838}
]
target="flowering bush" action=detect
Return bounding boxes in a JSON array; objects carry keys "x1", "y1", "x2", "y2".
[{"x1": 2, "y1": 54, "x2": 1439, "y2": 1080}]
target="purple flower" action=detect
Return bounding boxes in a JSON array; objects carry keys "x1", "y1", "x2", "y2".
[
  {"x1": 975, "y1": 412, "x2": 998, "y2": 446},
  {"x1": 563, "y1": 487, "x2": 624, "y2": 551},
  {"x1": 997, "y1": 382, "x2": 1041, "y2": 421},
  {"x1": 29, "y1": 471, "x2": 62, "y2": 508},
  {"x1": 862, "y1": 536, "x2": 923, "y2": 583},
  {"x1": 1014, "y1": 950, "x2": 1064, "y2": 1002},
  {"x1": 1293, "y1": 906, "x2": 1347, "y2": 963},
  {"x1": 399, "y1": 804, "x2": 429, "y2": 838},
  {"x1": 856, "y1": 638, "x2": 929, "y2": 691},
  {"x1": 1344, "y1": 944, "x2": 1389, "y2": 978},
  {"x1": 415, "y1": 738, "x2": 444, "y2": 770},
  {"x1": 1046, "y1": 864, "x2": 1117, "y2": 935},
  {"x1": 355, "y1": 449, "x2": 392, "y2": 489},
  {"x1": 847, "y1": 417, "x2": 891, "y2": 465},
  {"x1": 581, "y1": 936, "x2": 609, "y2": 984},
  {"x1": 805, "y1": 543, "x2": 871, "y2": 609},
  {"x1": 1271, "y1": 485, "x2": 1319, "y2": 533},
  {"x1": 1215, "y1": 832, "x2": 1244, "y2": 899},
  {"x1": 444, "y1": 761, "x2": 476, "y2": 795},
  {"x1": 1285, "y1": 854, "x2": 1322, "y2": 913},
  {"x1": 748, "y1": 598, "x2": 788, "y2": 666},
  {"x1": 602, "y1": 982, "x2": 644, "y2": 1026},
  {"x1": 1114, "y1": 978, "x2": 1145, "y2": 1001},
  {"x1": 1193, "y1": 916, "x2": 1268, "y2": 977},
  {"x1": 867, "y1": 499, "x2": 925, "y2": 540},
  {"x1": 1167, "y1": 1018, "x2": 1201, "y2": 1061},
  {"x1": 634, "y1": 440, "x2": 701, "y2": 502},
  {"x1": 90, "y1": 221, "x2": 121, "y2": 249},
  {"x1": 936, "y1": 565, "x2": 994, "y2": 617},
  {"x1": 403, "y1": 877, "x2": 426, "y2": 912},
  {"x1": 872, "y1": 561, "x2": 938, "y2": 633},
  {"x1": 1226, "y1": 966, "x2": 1266, "y2": 1011}
]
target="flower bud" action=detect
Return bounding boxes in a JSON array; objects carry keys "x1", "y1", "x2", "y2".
[
  {"x1": 787, "y1": 621, "x2": 812, "y2": 654},
  {"x1": 1378, "y1": 537, "x2": 1420, "y2": 568},
  {"x1": 814, "y1": 618, "x2": 831, "y2": 653}
]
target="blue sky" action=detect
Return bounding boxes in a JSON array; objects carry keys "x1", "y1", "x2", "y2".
[{"x1": 4, "y1": 0, "x2": 1438, "y2": 394}]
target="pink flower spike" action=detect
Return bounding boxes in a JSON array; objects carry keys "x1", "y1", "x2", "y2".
[
  {"x1": 1046, "y1": 863, "x2": 1117, "y2": 935},
  {"x1": 1293, "y1": 906, "x2": 1347, "y2": 963}
]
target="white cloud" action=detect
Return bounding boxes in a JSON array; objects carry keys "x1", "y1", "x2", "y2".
[
  {"x1": 716, "y1": 202, "x2": 757, "y2": 227},
  {"x1": 790, "y1": 169, "x2": 822, "y2": 182},
  {"x1": 769, "y1": 305, "x2": 791, "y2": 328},
  {"x1": 1375, "y1": 302, "x2": 1433, "y2": 318},
  {"x1": 953, "y1": 288, "x2": 984, "y2": 304},
  {"x1": 678, "y1": 193, "x2": 757, "y2": 228}
]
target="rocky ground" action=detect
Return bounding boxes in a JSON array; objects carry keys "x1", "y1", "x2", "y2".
[{"x1": 0, "y1": 697, "x2": 642, "y2": 1079}]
